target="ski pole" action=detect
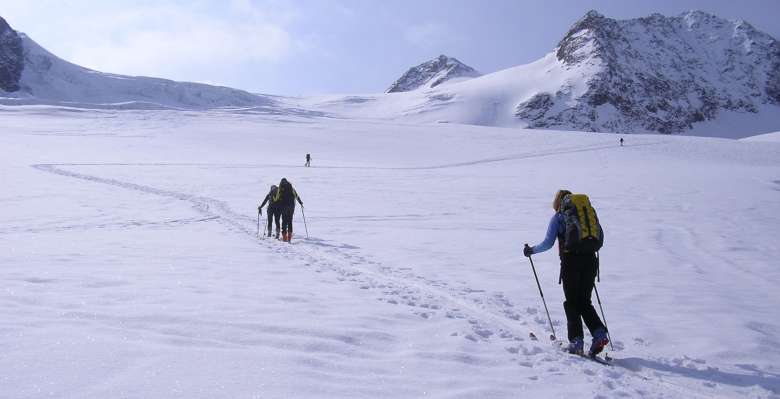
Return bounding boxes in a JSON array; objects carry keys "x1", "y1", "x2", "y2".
[
  {"x1": 257, "y1": 209, "x2": 261, "y2": 236},
  {"x1": 526, "y1": 245, "x2": 556, "y2": 341},
  {"x1": 593, "y1": 284, "x2": 614, "y2": 351},
  {"x1": 301, "y1": 205, "x2": 309, "y2": 239}
]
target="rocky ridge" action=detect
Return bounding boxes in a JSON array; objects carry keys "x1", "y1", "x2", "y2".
[
  {"x1": 516, "y1": 10, "x2": 780, "y2": 133},
  {"x1": 0, "y1": 16, "x2": 24, "y2": 92}
]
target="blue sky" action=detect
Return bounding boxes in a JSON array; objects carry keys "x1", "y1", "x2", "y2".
[{"x1": 1, "y1": 0, "x2": 778, "y2": 95}]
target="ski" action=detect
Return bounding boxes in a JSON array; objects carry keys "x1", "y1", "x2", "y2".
[
  {"x1": 584, "y1": 354, "x2": 612, "y2": 366},
  {"x1": 568, "y1": 352, "x2": 613, "y2": 366}
]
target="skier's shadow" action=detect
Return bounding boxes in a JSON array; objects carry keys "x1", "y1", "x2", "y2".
[
  {"x1": 301, "y1": 237, "x2": 360, "y2": 250},
  {"x1": 616, "y1": 357, "x2": 780, "y2": 393}
]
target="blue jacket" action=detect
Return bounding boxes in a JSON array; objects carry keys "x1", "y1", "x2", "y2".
[
  {"x1": 531, "y1": 213, "x2": 564, "y2": 254},
  {"x1": 531, "y1": 213, "x2": 604, "y2": 255}
]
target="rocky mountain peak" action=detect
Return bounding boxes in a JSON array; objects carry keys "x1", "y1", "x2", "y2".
[
  {"x1": 0, "y1": 16, "x2": 12, "y2": 33},
  {"x1": 519, "y1": 11, "x2": 780, "y2": 133},
  {"x1": 387, "y1": 55, "x2": 480, "y2": 93},
  {"x1": 555, "y1": 10, "x2": 617, "y2": 66},
  {"x1": 0, "y1": 16, "x2": 24, "y2": 92}
]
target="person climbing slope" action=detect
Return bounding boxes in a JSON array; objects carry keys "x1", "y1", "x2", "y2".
[
  {"x1": 273, "y1": 178, "x2": 303, "y2": 242},
  {"x1": 523, "y1": 189, "x2": 609, "y2": 357},
  {"x1": 258, "y1": 184, "x2": 281, "y2": 239}
]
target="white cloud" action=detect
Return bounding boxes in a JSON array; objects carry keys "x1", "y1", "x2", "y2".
[{"x1": 1, "y1": 0, "x2": 302, "y2": 84}]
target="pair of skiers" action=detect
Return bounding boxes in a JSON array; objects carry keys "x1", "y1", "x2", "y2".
[
  {"x1": 524, "y1": 189, "x2": 610, "y2": 357},
  {"x1": 258, "y1": 178, "x2": 303, "y2": 242}
]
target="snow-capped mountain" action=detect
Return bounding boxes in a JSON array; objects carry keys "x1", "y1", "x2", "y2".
[
  {"x1": 516, "y1": 10, "x2": 780, "y2": 134},
  {"x1": 386, "y1": 55, "x2": 480, "y2": 93},
  {"x1": 310, "y1": 10, "x2": 780, "y2": 137},
  {"x1": 0, "y1": 16, "x2": 270, "y2": 109},
  {"x1": 3, "y1": 11, "x2": 780, "y2": 136}
]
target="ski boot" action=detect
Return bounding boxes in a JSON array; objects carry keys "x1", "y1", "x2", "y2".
[
  {"x1": 588, "y1": 328, "x2": 609, "y2": 357},
  {"x1": 566, "y1": 337, "x2": 584, "y2": 355}
]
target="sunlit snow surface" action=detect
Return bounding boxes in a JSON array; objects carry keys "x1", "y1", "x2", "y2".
[
  {"x1": 742, "y1": 131, "x2": 780, "y2": 143},
  {"x1": 1, "y1": 106, "x2": 779, "y2": 398}
]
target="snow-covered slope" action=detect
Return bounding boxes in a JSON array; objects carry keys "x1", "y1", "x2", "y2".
[
  {"x1": 742, "y1": 130, "x2": 780, "y2": 142},
  {"x1": 0, "y1": 17, "x2": 271, "y2": 109},
  {"x1": 386, "y1": 55, "x2": 480, "y2": 93},
  {"x1": 298, "y1": 51, "x2": 596, "y2": 127},
  {"x1": 2, "y1": 106, "x2": 779, "y2": 398},
  {"x1": 308, "y1": 10, "x2": 780, "y2": 138}
]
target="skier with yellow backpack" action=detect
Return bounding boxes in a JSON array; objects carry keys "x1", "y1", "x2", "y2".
[{"x1": 524, "y1": 190, "x2": 610, "y2": 358}]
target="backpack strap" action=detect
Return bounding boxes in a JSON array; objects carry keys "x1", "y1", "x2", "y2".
[
  {"x1": 558, "y1": 265, "x2": 563, "y2": 285},
  {"x1": 596, "y1": 251, "x2": 600, "y2": 282},
  {"x1": 557, "y1": 214, "x2": 565, "y2": 285}
]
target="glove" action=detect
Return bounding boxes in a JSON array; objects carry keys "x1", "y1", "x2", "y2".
[
  {"x1": 258, "y1": 207, "x2": 262, "y2": 215},
  {"x1": 298, "y1": 200, "x2": 304, "y2": 206},
  {"x1": 523, "y1": 244, "x2": 533, "y2": 257}
]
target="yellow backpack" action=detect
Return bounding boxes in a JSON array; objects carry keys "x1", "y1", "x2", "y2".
[{"x1": 560, "y1": 194, "x2": 603, "y2": 253}]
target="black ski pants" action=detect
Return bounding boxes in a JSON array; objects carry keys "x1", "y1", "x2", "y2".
[
  {"x1": 281, "y1": 205, "x2": 295, "y2": 234},
  {"x1": 266, "y1": 205, "x2": 281, "y2": 236},
  {"x1": 560, "y1": 252, "x2": 606, "y2": 342}
]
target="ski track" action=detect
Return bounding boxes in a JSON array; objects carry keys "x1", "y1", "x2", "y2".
[
  {"x1": 31, "y1": 140, "x2": 664, "y2": 172},
  {"x1": 30, "y1": 156, "x2": 772, "y2": 399},
  {"x1": 0, "y1": 216, "x2": 220, "y2": 235}
]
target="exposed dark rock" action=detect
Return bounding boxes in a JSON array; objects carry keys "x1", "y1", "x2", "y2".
[
  {"x1": 556, "y1": 10, "x2": 616, "y2": 66},
  {"x1": 0, "y1": 16, "x2": 24, "y2": 92},
  {"x1": 767, "y1": 43, "x2": 780, "y2": 103},
  {"x1": 515, "y1": 93, "x2": 553, "y2": 121}
]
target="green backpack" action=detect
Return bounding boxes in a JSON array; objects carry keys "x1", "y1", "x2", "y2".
[{"x1": 560, "y1": 194, "x2": 603, "y2": 254}]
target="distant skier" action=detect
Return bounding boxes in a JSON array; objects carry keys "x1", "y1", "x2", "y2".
[
  {"x1": 273, "y1": 178, "x2": 303, "y2": 242},
  {"x1": 305, "y1": 153, "x2": 312, "y2": 167},
  {"x1": 258, "y1": 185, "x2": 281, "y2": 239},
  {"x1": 524, "y1": 190, "x2": 609, "y2": 357},
  {"x1": 619, "y1": 137, "x2": 624, "y2": 147}
]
